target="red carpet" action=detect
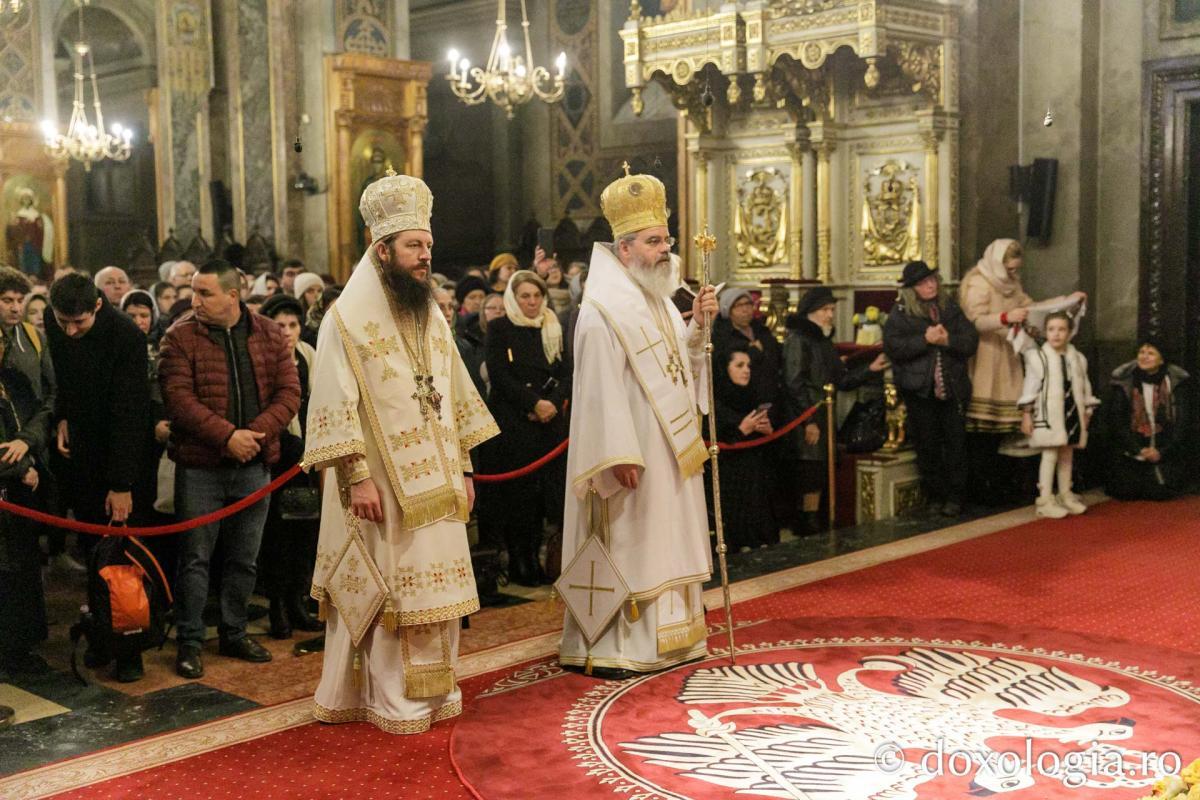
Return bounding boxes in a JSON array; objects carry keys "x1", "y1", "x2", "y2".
[
  {"x1": 452, "y1": 616, "x2": 1200, "y2": 799},
  {"x1": 45, "y1": 496, "x2": 1200, "y2": 799}
]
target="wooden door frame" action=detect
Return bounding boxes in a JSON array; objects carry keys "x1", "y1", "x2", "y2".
[{"x1": 1140, "y1": 55, "x2": 1200, "y2": 366}]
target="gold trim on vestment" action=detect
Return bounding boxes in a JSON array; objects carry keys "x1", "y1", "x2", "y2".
[
  {"x1": 657, "y1": 614, "x2": 708, "y2": 655},
  {"x1": 627, "y1": 572, "x2": 712, "y2": 604},
  {"x1": 333, "y1": 310, "x2": 467, "y2": 530},
  {"x1": 459, "y1": 421, "x2": 501, "y2": 457},
  {"x1": 310, "y1": 587, "x2": 479, "y2": 627},
  {"x1": 558, "y1": 640, "x2": 708, "y2": 673},
  {"x1": 586, "y1": 298, "x2": 708, "y2": 481},
  {"x1": 302, "y1": 439, "x2": 367, "y2": 473},
  {"x1": 313, "y1": 698, "x2": 462, "y2": 735},
  {"x1": 401, "y1": 621, "x2": 457, "y2": 700},
  {"x1": 570, "y1": 454, "x2": 646, "y2": 496}
]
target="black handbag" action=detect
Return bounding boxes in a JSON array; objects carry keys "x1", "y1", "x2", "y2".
[
  {"x1": 278, "y1": 486, "x2": 321, "y2": 520},
  {"x1": 838, "y1": 398, "x2": 887, "y2": 454}
]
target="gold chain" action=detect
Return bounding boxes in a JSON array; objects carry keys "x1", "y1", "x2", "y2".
[{"x1": 644, "y1": 291, "x2": 688, "y2": 386}]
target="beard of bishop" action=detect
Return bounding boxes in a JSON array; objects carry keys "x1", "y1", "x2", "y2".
[
  {"x1": 626, "y1": 251, "x2": 676, "y2": 299},
  {"x1": 382, "y1": 254, "x2": 433, "y2": 315}
]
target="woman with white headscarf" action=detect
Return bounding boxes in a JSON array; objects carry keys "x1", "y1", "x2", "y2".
[
  {"x1": 958, "y1": 239, "x2": 1086, "y2": 499},
  {"x1": 480, "y1": 270, "x2": 571, "y2": 586}
]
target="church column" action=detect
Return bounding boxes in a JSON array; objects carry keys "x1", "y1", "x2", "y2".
[
  {"x1": 155, "y1": 0, "x2": 216, "y2": 244},
  {"x1": 811, "y1": 135, "x2": 835, "y2": 284},
  {"x1": 695, "y1": 150, "x2": 710, "y2": 232},
  {"x1": 921, "y1": 123, "x2": 940, "y2": 271},
  {"x1": 676, "y1": 115, "x2": 690, "y2": 278},
  {"x1": 787, "y1": 126, "x2": 810, "y2": 281}
]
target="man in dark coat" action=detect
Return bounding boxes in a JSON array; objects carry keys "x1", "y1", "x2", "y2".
[
  {"x1": 883, "y1": 261, "x2": 979, "y2": 516},
  {"x1": 46, "y1": 273, "x2": 152, "y2": 680},
  {"x1": 46, "y1": 273, "x2": 150, "y2": 531},
  {"x1": 783, "y1": 286, "x2": 888, "y2": 531}
]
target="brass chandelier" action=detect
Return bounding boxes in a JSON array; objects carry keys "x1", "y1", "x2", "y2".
[
  {"x1": 41, "y1": 0, "x2": 132, "y2": 171},
  {"x1": 445, "y1": 0, "x2": 567, "y2": 119}
]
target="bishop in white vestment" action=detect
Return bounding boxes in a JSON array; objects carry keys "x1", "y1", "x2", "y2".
[
  {"x1": 303, "y1": 171, "x2": 499, "y2": 733},
  {"x1": 558, "y1": 168, "x2": 718, "y2": 675}
]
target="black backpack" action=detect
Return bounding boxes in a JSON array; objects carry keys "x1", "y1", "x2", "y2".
[{"x1": 70, "y1": 535, "x2": 173, "y2": 681}]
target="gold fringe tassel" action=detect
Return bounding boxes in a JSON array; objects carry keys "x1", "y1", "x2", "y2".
[
  {"x1": 657, "y1": 615, "x2": 707, "y2": 656},
  {"x1": 381, "y1": 597, "x2": 399, "y2": 634},
  {"x1": 628, "y1": 599, "x2": 640, "y2": 622},
  {"x1": 584, "y1": 655, "x2": 594, "y2": 676},
  {"x1": 317, "y1": 596, "x2": 329, "y2": 622},
  {"x1": 352, "y1": 651, "x2": 362, "y2": 687},
  {"x1": 676, "y1": 438, "x2": 710, "y2": 480},
  {"x1": 398, "y1": 488, "x2": 467, "y2": 530},
  {"x1": 404, "y1": 666, "x2": 456, "y2": 700}
]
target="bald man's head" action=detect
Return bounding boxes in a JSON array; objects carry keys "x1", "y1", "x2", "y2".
[{"x1": 94, "y1": 266, "x2": 131, "y2": 305}]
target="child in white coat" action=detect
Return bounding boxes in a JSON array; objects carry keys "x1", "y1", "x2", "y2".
[{"x1": 1018, "y1": 312, "x2": 1099, "y2": 518}]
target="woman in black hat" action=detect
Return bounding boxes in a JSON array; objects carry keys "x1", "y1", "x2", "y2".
[
  {"x1": 1102, "y1": 339, "x2": 1193, "y2": 500},
  {"x1": 882, "y1": 261, "x2": 979, "y2": 516},
  {"x1": 783, "y1": 286, "x2": 888, "y2": 532}
]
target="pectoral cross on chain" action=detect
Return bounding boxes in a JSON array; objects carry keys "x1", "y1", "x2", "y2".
[
  {"x1": 411, "y1": 374, "x2": 443, "y2": 421},
  {"x1": 568, "y1": 561, "x2": 615, "y2": 617},
  {"x1": 665, "y1": 354, "x2": 685, "y2": 386}
]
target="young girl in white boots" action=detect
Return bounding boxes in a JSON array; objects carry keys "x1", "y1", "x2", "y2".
[{"x1": 1018, "y1": 312, "x2": 1099, "y2": 519}]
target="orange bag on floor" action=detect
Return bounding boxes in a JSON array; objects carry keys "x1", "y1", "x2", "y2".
[{"x1": 98, "y1": 564, "x2": 151, "y2": 634}]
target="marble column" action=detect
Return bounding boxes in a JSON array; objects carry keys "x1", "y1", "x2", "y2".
[{"x1": 155, "y1": 0, "x2": 215, "y2": 244}]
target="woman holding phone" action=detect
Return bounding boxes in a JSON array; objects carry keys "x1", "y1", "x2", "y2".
[
  {"x1": 783, "y1": 287, "x2": 888, "y2": 533},
  {"x1": 710, "y1": 346, "x2": 778, "y2": 551}
]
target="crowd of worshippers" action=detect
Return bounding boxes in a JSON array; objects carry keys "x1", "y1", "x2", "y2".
[{"x1": 0, "y1": 236, "x2": 1193, "y2": 684}]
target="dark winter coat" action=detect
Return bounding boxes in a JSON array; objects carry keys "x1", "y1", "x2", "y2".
[
  {"x1": 782, "y1": 316, "x2": 876, "y2": 462},
  {"x1": 484, "y1": 316, "x2": 572, "y2": 468},
  {"x1": 158, "y1": 307, "x2": 300, "y2": 469},
  {"x1": 45, "y1": 300, "x2": 150, "y2": 493},
  {"x1": 882, "y1": 296, "x2": 978, "y2": 401},
  {"x1": 712, "y1": 316, "x2": 783, "y2": 411},
  {"x1": 1103, "y1": 362, "x2": 1193, "y2": 499}
]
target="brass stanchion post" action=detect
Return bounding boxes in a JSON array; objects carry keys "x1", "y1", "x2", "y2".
[
  {"x1": 695, "y1": 227, "x2": 736, "y2": 665},
  {"x1": 825, "y1": 383, "x2": 836, "y2": 530}
]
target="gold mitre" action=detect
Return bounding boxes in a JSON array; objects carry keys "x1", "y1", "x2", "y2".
[
  {"x1": 600, "y1": 163, "x2": 668, "y2": 239},
  {"x1": 359, "y1": 169, "x2": 433, "y2": 243}
]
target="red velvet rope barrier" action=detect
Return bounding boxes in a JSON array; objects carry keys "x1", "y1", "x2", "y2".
[
  {"x1": 707, "y1": 401, "x2": 821, "y2": 451},
  {"x1": 471, "y1": 437, "x2": 570, "y2": 484},
  {"x1": 0, "y1": 402, "x2": 824, "y2": 535},
  {"x1": 0, "y1": 463, "x2": 302, "y2": 538}
]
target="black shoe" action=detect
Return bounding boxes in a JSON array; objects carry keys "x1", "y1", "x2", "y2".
[
  {"x1": 1, "y1": 650, "x2": 51, "y2": 675},
  {"x1": 114, "y1": 653, "x2": 144, "y2": 683},
  {"x1": 176, "y1": 645, "x2": 204, "y2": 679},
  {"x1": 561, "y1": 663, "x2": 635, "y2": 681},
  {"x1": 268, "y1": 598, "x2": 292, "y2": 639},
  {"x1": 293, "y1": 634, "x2": 325, "y2": 656},
  {"x1": 287, "y1": 595, "x2": 323, "y2": 632},
  {"x1": 940, "y1": 499, "x2": 962, "y2": 517},
  {"x1": 83, "y1": 644, "x2": 111, "y2": 669},
  {"x1": 218, "y1": 637, "x2": 272, "y2": 663}
]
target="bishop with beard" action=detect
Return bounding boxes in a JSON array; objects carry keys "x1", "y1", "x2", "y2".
[
  {"x1": 303, "y1": 170, "x2": 499, "y2": 733},
  {"x1": 558, "y1": 168, "x2": 718, "y2": 677}
]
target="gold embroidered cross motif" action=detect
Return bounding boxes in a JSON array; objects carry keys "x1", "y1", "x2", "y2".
[
  {"x1": 340, "y1": 554, "x2": 367, "y2": 594},
  {"x1": 391, "y1": 566, "x2": 421, "y2": 598},
  {"x1": 432, "y1": 335, "x2": 450, "y2": 357},
  {"x1": 424, "y1": 562, "x2": 449, "y2": 592},
  {"x1": 389, "y1": 427, "x2": 426, "y2": 450},
  {"x1": 400, "y1": 457, "x2": 437, "y2": 481},
  {"x1": 567, "y1": 560, "x2": 616, "y2": 617},
  {"x1": 412, "y1": 374, "x2": 443, "y2": 420},
  {"x1": 451, "y1": 558, "x2": 471, "y2": 587},
  {"x1": 636, "y1": 326, "x2": 672, "y2": 381},
  {"x1": 357, "y1": 322, "x2": 400, "y2": 381}
]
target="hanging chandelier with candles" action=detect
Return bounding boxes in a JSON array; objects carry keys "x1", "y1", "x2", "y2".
[
  {"x1": 42, "y1": 0, "x2": 132, "y2": 171},
  {"x1": 445, "y1": 0, "x2": 567, "y2": 118},
  {"x1": 0, "y1": 1, "x2": 27, "y2": 27}
]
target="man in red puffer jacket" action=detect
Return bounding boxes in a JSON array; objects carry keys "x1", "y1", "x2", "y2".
[{"x1": 159, "y1": 259, "x2": 300, "y2": 679}]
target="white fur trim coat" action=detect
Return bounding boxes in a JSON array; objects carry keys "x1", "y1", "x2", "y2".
[{"x1": 1017, "y1": 342, "x2": 1100, "y2": 449}]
